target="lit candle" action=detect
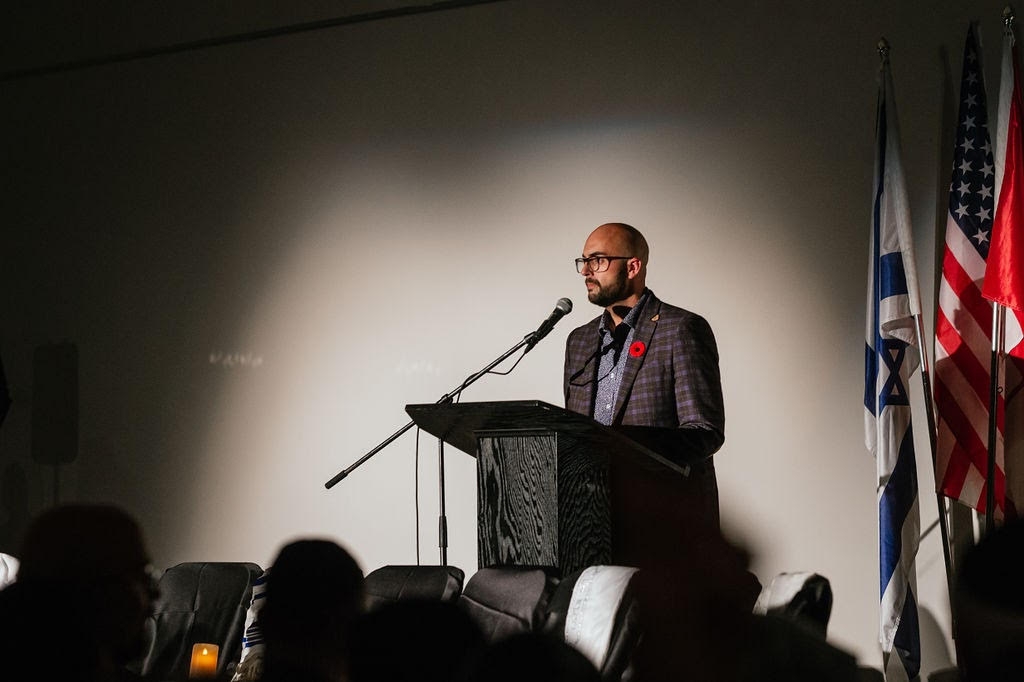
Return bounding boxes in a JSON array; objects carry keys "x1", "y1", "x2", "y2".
[{"x1": 189, "y1": 643, "x2": 219, "y2": 679}]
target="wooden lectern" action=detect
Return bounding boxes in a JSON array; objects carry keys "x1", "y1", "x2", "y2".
[{"x1": 405, "y1": 400, "x2": 707, "y2": 575}]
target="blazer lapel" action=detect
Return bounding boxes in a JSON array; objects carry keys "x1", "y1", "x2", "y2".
[
  {"x1": 567, "y1": 319, "x2": 603, "y2": 416},
  {"x1": 612, "y1": 295, "x2": 661, "y2": 424}
]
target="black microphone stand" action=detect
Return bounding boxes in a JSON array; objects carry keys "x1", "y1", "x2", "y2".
[{"x1": 324, "y1": 329, "x2": 543, "y2": 565}]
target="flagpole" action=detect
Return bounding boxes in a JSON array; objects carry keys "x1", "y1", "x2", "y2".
[
  {"x1": 986, "y1": 304, "x2": 1006, "y2": 534},
  {"x1": 913, "y1": 311, "x2": 958, "y2": 630}
]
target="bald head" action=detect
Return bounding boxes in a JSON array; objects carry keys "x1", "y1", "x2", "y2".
[{"x1": 595, "y1": 223, "x2": 649, "y2": 269}]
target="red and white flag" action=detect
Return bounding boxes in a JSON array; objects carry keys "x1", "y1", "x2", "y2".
[{"x1": 983, "y1": 22, "x2": 1024, "y2": 517}]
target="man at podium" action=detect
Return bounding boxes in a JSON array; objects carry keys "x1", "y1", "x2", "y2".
[{"x1": 564, "y1": 222, "x2": 726, "y2": 527}]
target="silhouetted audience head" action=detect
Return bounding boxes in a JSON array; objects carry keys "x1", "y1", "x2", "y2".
[
  {"x1": 955, "y1": 518, "x2": 1024, "y2": 681},
  {"x1": 18, "y1": 503, "x2": 151, "y2": 583},
  {"x1": 259, "y1": 538, "x2": 364, "y2": 682},
  {"x1": 0, "y1": 503, "x2": 156, "y2": 682},
  {"x1": 465, "y1": 631, "x2": 601, "y2": 682},
  {"x1": 350, "y1": 598, "x2": 486, "y2": 682}
]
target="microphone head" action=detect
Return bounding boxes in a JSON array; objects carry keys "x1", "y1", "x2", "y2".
[{"x1": 555, "y1": 297, "x2": 573, "y2": 314}]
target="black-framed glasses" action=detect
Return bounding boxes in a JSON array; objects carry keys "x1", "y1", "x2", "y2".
[{"x1": 574, "y1": 255, "x2": 631, "y2": 273}]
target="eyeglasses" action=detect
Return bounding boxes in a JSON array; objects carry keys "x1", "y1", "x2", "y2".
[{"x1": 574, "y1": 256, "x2": 631, "y2": 273}]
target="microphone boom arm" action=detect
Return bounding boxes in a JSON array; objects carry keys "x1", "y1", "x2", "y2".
[{"x1": 324, "y1": 333, "x2": 532, "y2": 489}]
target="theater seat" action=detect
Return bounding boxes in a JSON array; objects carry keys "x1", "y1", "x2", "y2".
[
  {"x1": 753, "y1": 572, "x2": 833, "y2": 637},
  {"x1": 364, "y1": 565, "x2": 464, "y2": 611},
  {"x1": 458, "y1": 566, "x2": 560, "y2": 641},
  {"x1": 0, "y1": 553, "x2": 17, "y2": 589},
  {"x1": 545, "y1": 565, "x2": 641, "y2": 681},
  {"x1": 135, "y1": 561, "x2": 262, "y2": 681}
]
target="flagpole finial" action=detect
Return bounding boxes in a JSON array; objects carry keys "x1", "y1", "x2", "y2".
[
  {"x1": 1004, "y1": 5, "x2": 1016, "y2": 29},
  {"x1": 878, "y1": 38, "x2": 890, "y2": 63}
]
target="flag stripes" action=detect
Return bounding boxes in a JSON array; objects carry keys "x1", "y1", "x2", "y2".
[{"x1": 934, "y1": 25, "x2": 1004, "y2": 515}]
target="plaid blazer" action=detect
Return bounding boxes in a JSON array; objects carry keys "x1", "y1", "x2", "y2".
[{"x1": 563, "y1": 290, "x2": 725, "y2": 459}]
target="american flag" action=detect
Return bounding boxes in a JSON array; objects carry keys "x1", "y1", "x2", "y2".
[
  {"x1": 865, "y1": 47, "x2": 920, "y2": 682},
  {"x1": 934, "y1": 26, "x2": 1004, "y2": 516}
]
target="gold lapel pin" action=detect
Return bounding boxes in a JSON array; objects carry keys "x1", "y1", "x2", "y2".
[{"x1": 651, "y1": 314, "x2": 660, "y2": 322}]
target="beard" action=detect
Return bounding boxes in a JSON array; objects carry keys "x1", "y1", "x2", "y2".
[{"x1": 586, "y1": 268, "x2": 630, "y2": 307}]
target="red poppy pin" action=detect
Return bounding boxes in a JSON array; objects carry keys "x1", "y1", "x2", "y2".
[{"x1": 629, "y1": 341, "x2": 646, "y2": 358}]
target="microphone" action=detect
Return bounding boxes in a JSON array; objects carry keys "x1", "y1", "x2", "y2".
[{"x1": 525, "y1": 298, "x2": 573, "y2": 351}]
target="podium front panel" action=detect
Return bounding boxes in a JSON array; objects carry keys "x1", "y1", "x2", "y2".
[
  {"x1": 476, "y1": 430, "x2": 611, "y2": 574},
  {"x1": 477, "y1": 431, "x2": 558, "y2": 568}
]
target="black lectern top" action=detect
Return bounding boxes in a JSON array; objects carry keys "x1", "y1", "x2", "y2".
[{"x1": 406, "y1": 400, "x2": 709, "y2": 478}]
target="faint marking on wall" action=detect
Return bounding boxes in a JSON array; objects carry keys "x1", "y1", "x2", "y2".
[
  {"x1": 393, "y1": 359, "x2": 441, "y2": 376},
  {"x1": 209, "y1": 352, "x2": 264, "y2": 369}
]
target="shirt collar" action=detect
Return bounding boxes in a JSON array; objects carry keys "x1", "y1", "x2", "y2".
[{"x1": 599, "y1": 288, "x2": 651, "y2": 335}]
